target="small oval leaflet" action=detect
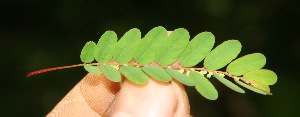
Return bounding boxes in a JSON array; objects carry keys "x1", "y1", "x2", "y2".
[
  {"x1": 84, "y1": 65, "x2": 101, "y2": 75},
  {"x1": 155, "y1": 28, "x2": 190, "y2": 66},
  {"x1": 120, "y1": 66, "x2": 149, "y2": 84},
  {"x1": 94, "y1": 31, "x2": 118, "y2": 63},
  {"x1": 80, "y1": 41, "x2": 96, "y2": 63},
  {"x1": 113, "y1": 28, "x2": 141, "y2": 64},
  {"x1": 189, "y1": 71, "x2": 218, "y2": 100},
  {"x1": 100, "y1": 64, "x2": 121, "y2": 82},
  {"x1": 234, "y1": 78, "x2": 269, "y2": 95},
  {"x1": 213, "y1": 73, "x2": 245, "y2": 93},
  {"x1": 166, "y1": 68, "x2": 194, "y2": 86},
  {"x1": 134, "y1": 26, "x2": 167, "y2": 64},
  {"x1": 142, "y1": 66, "x2": 172, "y2": 82},
  {"x1": 243, "y1": 69, "x2": 277, "y2": 85},
  {"x1": 254, "y1": 81, "x2": 271, "y2": 93},
  {"x1": 204, "y1": 40, "x2": 242, "y2": 70},
  {"x1": 227, "y1": 53, "x2": 266, "y2": 76},
  {"x1": 179, "y1": 32, "x2": 215, "y2": 67}
]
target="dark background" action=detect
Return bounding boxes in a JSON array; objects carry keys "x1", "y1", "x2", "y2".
[{"x1": 1, "y1": 0, "x2": 299, "y2": 117}]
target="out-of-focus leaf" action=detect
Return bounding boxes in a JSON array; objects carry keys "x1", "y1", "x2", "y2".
[
  {"x1": 113, "y1": 28, "x2": 141, "y2": 63},
  {"x1": 84, "y1": 65, "x2": 100, "y2": 75},
  {"x1": 213, "y1": 73, "x2": 245, "y2": 93},
  {"x1": 120, "y1": 66, "x2": 148, "y2": 84},
  {"x1": 100, "y1": 64, "x2": 121, "y2": 82},
  {"x1": 156, "y1": 28, "x2": 190, "y2": 66},
  {"x1": 166, "y1": 68, "x2": 194, "y2": 86},
  {"x1": 189, "y1": 71, "x2": 218, "y2": 100},
  {"x1": 95, "y1": 31, "x2": 118, "y2": 63},
  {"x1": 142, "y1": 66, "x2": 172, "y2": 82},
  {"x1": 179, "y1": 32, "x2": 215, "y2": 67},
  {"x1": 227, "y1": 53, "x2": 266, "y2": 76},
  {"x1": 243, "y1": 69, "x2": 277, "y2": 85},
  {"x1": 80, "y1": 41, "x2": 96, "y2": 63},
  {"x1": 134, "y1": 26, "x2": 167, "y2": 64},
  {"x1": 204, "y1": 40, "x2": 241, "y2": 70}
]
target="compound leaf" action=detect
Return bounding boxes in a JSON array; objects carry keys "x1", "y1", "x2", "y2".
[
  {"x1": 84, "y1": 65, "x2": 100, "y2": 75},
  {"x1": 142, "y1": 66, "x2": 172, "y2": 82},
  {"x1": 94, "y1": 31, "x2": 118, "y2": 63},
  {"x1": 156, "y1": 28, "x2": 190, "y2": 66},
  {"x1": 100, "y1": 64, "x2": 121, "y2": 82},
  {"x1": 243, "y1": 69, "x2": 277, "y2": 85},
  {"x1": 227, "y1": 53, "x2": 266, "y2": 76},
  {"x1": 80, "y1": 41, "x2": 96, "y2": 63},
  {"x1": 204, "y1": 40, "x2": 242, "y2": 70},
  {"x1": 189, "y1": 71, "x2": 218, "y2": 100},
  {"x1": 179, "y1": 32, "x2": 215, "y2": 67},
  {"x1": 234, "y1": 78, "x2": 269, "y2": 95},
  {"x1": 120, "y1": 66, "x2": 149, "y2": 84},
  {"x1": 166, "y1": 68, "x2": 194, "y2": 86},
  {"x1": 113, "y1": 28, "x2": 141, "y2": 64},
  {"x1": 134, "y1": 26, "x2": 167, "y2": 64},
  {"x1": 213, "y1": 73, "x2": 245, "y2": 93}
]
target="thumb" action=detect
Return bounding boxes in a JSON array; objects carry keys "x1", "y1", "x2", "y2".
[{"x1": 107, "y1": 78, "x2": 190, "y2": 117}]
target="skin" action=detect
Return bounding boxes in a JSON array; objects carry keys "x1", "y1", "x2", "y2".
[{"x1": 47, "y1": 73, "x2": 191, "y2": 117}]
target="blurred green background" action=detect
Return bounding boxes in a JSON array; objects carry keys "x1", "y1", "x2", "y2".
[{"x1": 1, "y1": 0, "x2": 299, "y2": 117}]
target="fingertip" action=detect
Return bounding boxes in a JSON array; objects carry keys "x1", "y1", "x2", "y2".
[{"x1": 111, "y1": 112, "x2": 133, "y2": 117}]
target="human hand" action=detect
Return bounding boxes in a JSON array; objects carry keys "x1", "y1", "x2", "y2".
[{"x1": 47, "y1": 73, "x2": 191, "y2": 117}]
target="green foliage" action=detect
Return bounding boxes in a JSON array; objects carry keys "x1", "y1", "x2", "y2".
[
  {"x1": 166, "y1": 68, "x2": 195, "y2": 86},
  {"x1": 189, "y1": 71, "x2": 218, "y2": 100},
  {"x1": 100, "y1": 65, "x2": 121, "y2": 82},
  {"x1": 84, "y1": 65, "x2": 100, "y2": 75},
  {"x1": 234, "y1": 78, "x2": 268, "y2": 95},
  {"x1": 113, "y1": 28, "x2": 141, "y2": 64},
  {"x1": 155, "y1": 28, "x2": 190, "y2": 66},
  {"x1": 134, "y1": 26, "x2": 167, "y2": 64},
  {"x1": 142, "y1": 66, "x2": 172, "y2": 82},
  {"x1": 78, "y1": 26, "x2": 278, "y2": 100},
  {"x1": 227, "y1": 53, "x2": 266, "y2": 76},
  {"x1": 204, "y1": 40, "x2": 241, "y2": 70},
  {"x1": 80, "y1": 41, "x2": 96, "y2": 63},
  {"x1": 120, "y1": 66, "x2": 149, "y2": 84},
  {"x1": 94, "y1": 31, "x2": 118, "y2": 63},
  {"x1": 179, "y1": 32, "x2": 215, "y2": 67},
  {"x1": 213, "y1": 73, "x2": 245, "y2": 93}
]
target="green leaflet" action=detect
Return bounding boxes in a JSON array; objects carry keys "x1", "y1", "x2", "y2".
[
  {"x1": 134, "y1": 26, "x2": 167, "y2": 64},
  {"x1": 213, "y1": 73, "x2": 245, "y2": 93},
  {"x1": 100, "y1": 64, "x2": 121, "y2": 82},
  {"x1": 254, "y1": 81, "x2": 271, "y2": 92},
  {"x1": 142, "y1": 66, "x2": 172, "y2": 82},
  {"x1": 227, "y1": 53, "x2": 266, "y2": 76},
  {"x1": 84, "y1": 65, "x2": 101, "y2": 75},
  {"x1": 120, "y1": 66, "x2": 149, "y2": 84},
  {"x1": 113, "y1": 28, "x2": 141, "y2": 64},
  {"x1": 204, "y1": 40, "x2": 242, "y2": 70},
  {"x1": 166, "y1": 68, "x2": 194, "y2": 86},
  {"x1": 189, "y1": 71, "x2": 218, "y2": 100},
  {"x1": 243, "y1": 69, "x2": 277, "y2": 85},
  {"x1": 80, "y1": 41, "x2": 96, "y2": 63},
  {"x1": 179, "y1": 32, "x2": 215, "y2": 67},
  {"x1": 94, "y1": 31, "x2": 118, "y2": 63},
  {"x1": 156, "y1": 28, "x2": 190, "y2": 66},
  {"x1": 234, "y1": 78, "x2": 269, "y2": 95}
]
